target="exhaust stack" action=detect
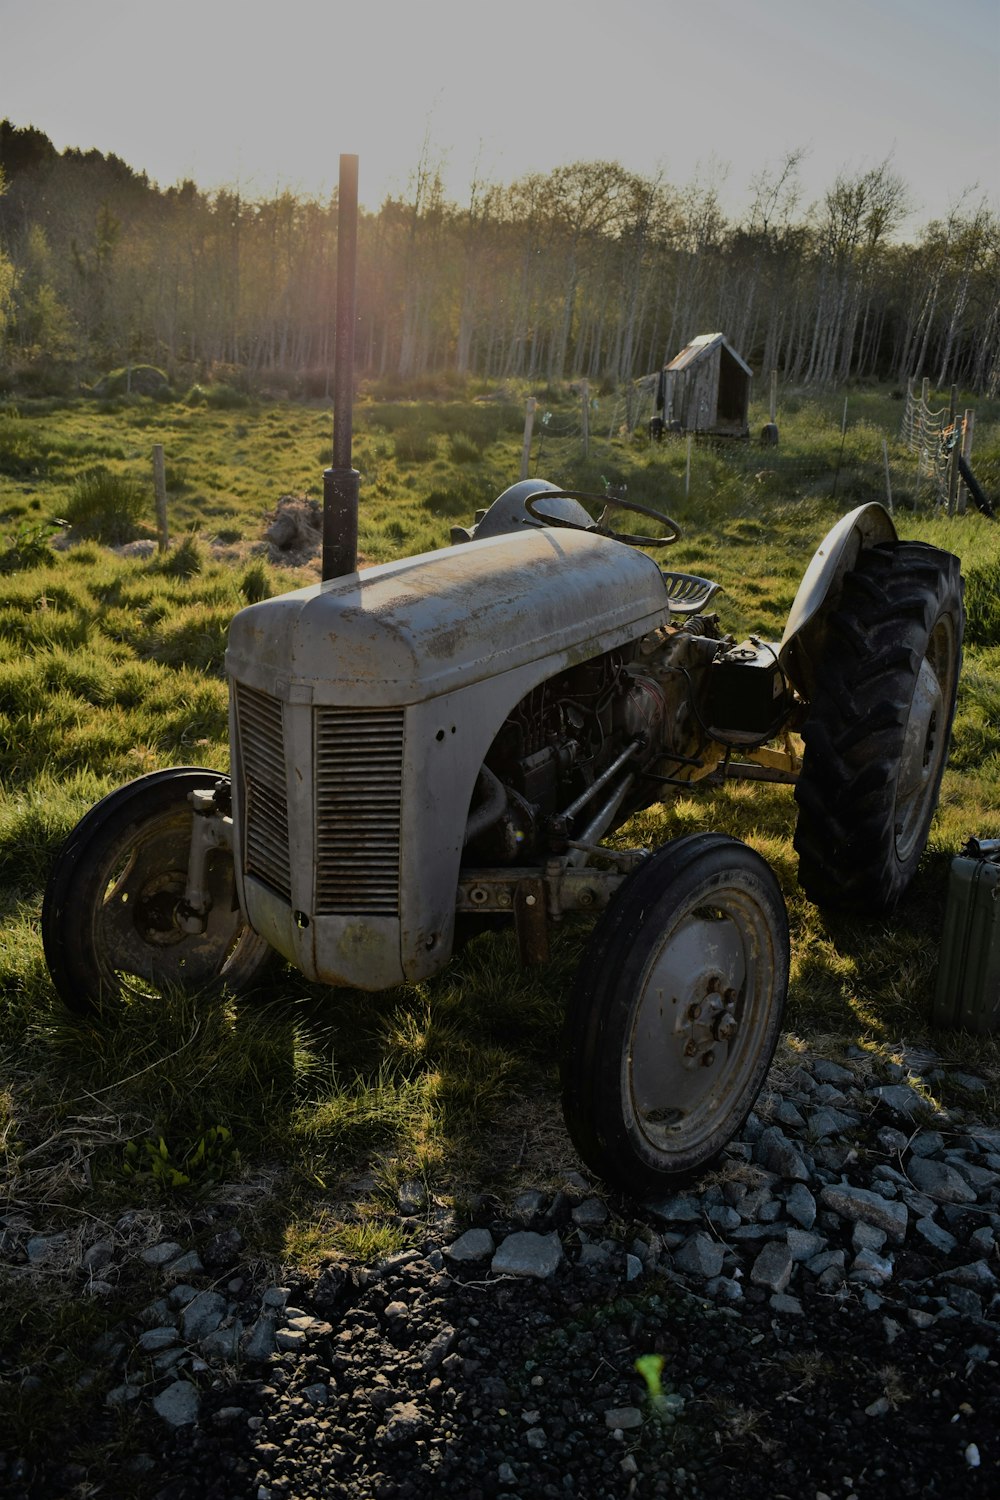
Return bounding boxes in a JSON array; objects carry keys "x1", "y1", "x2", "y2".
[{"x1": 322, "y1": 153, "x2": 360, "y2": 581}]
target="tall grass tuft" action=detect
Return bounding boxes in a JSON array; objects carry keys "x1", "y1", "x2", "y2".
[{"x1": 62, "y1": 466, "x2": 147, "y2": 544}]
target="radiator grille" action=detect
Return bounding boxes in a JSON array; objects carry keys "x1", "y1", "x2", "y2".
[
  {"x1": 314, "y1": 708, "x2": 404, "y2": 915},
  {"x1": 234, "y1": 684, "x2": 291, "y2": 901}
]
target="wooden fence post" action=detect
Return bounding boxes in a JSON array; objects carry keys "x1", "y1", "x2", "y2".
[
  {"x1": 769, "y1": 370, "x2": 778, "y2": 424},
  {"x1": 152, "y1": 444, "x2": 169, "y2": 552},
  {"x1": 520, "y1": 398, "x2": 537, "y2": 481},
  {"x1": 958, "y1": 409, "x2": 975, "y2": 516}
]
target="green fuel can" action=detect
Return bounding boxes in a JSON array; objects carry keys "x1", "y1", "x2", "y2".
[{"x1": 932, "y1": 838, "x2": 1000, "y2": 1033}]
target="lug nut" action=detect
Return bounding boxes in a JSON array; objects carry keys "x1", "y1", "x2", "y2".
[{"x1": 701, "y1": 1051, "x2": 715, "y2": 1067}]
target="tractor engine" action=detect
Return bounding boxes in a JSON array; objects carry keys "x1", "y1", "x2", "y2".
[{"x1": 462, "y1": 621, "x2": 722, "y2": 866}]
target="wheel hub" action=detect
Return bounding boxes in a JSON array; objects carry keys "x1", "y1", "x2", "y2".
[
  {"x1": 132, "y1": 872, "x2": 188, "y2": 947},
  {"x1": 681, "y1": 976, "x2": 739, "y2": 1067}
]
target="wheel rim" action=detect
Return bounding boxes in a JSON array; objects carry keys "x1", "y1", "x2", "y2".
[
  {"x1": 625, "y1": 885, "x2": 779, "y2": 1163},
  {"x1": 91, "y1": 809, "x2": 255, "y2": 1001},
  {"x1": 894, "y1": 614, "x2": 958, "y2": 862}
]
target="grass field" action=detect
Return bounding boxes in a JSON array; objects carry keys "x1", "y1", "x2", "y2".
[{"x1": 2, "y1": 379, "x2": 1000, "y2": 1456}]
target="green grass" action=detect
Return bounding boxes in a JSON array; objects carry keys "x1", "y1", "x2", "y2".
[{"x1": 1, "y1": 382, "x2": 999, "y2": 1472}]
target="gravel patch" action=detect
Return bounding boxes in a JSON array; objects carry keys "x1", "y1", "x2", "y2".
[{"x1": 2, "y1": 1050, "x2": 998, "y2": 1498}]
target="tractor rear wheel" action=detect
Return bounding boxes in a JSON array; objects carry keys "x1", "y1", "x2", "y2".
[
  {"x1": 794, "y1": 541, "x2": 963, "y2": 911},
  {"x1": 560, "y1": 834, "x2": 788, "y2": 1197},
  {"x1": 42, "y1": 767, "x2": 272, "y2": 1014}
]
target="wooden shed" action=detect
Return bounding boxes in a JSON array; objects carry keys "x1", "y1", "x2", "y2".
[{"x1": 651, "y1": 333, "x2": 752, "y2": 438}]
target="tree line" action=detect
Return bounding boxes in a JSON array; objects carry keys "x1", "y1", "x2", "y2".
[{"x1": 0, "y1": 120, "x2": 997, "y2": 396}]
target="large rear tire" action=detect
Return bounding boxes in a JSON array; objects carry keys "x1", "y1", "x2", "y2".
[
  {"x1": 42, "y1": 767, "x2": 272, "y2": 1014},
  {"x1": 560, "y1": 834, "x2": 788, "y2": 1197},
  {"x1": 794, "y1": 541, "x2": 963, "y2": 911}
]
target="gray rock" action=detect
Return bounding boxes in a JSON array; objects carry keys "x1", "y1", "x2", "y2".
[
  {"x1": 242, "y1": 1314, "x2": 277, "y2": 1362},
  {"x1": 202, "y1": 1228, "x2": 243, "y2": 1269},
  {"x1": 755, "y1": 1127, "x2": 810, "y2": 1182},
  {"x1": 168, "y1": 1284, "x2": 201, "y2": 1310},
  {"x1": 915, "y1": 1216, "x2": 958, "y2": 1255},
  {"x1": 165, "y1": 1250, "x2": 205, "y2": 1279},
  {"x1": 275, "y1": 1328, "x2": 308, "y2": 1352},
  {"x1": 769, "y1": 1293, "x2": 804, "y2": 1316},
  {"x1": 420, "y1": 1326, "x2": 456, "y2": 1370},
  {"x1": 105, "y1": 1382, "x2": 142, "y2": 1407},
  {"x1": 201, "y1": 1322, "x2": 243, "y2": 1361},
  {"x1": 141, "y1": 1241, "x2": 183, "y2": 1268},
  {"x1": 445, "y1": 1228, "x2": 496, "y2": 1263},
  {"x1": 152, "y1": 1380, "x2": 199, "y2": 1427},
  {"x1": 511, "y1": 1190, "x2": 546, "y2": 1226},
  {"x1": 773, "y1": 1101, "x2": 807, "y2": 1130},
  {"x1": 180, "y1": 1290, "x2": 227, "y2": 1342},
  {"x1": 907, "y1": 1157, "x2": 978, "y2": 1205},
  {"x1": 786, "y1": 1228, "x2": 826, "y2": 1262},
  {"x1": 873, "y1": 1084, "x2": 925, "y2": 1117},
  {"x1": 261, "y1": 1286, "x2": 290, "y2": 1309},
  {"x1": 525, "y1": 1426, "x2": 547, "y2": 1450},
  {"x1": 944, "y1": 1260, "x2": 997, "y2": 1292},
  {"x1": 577, "y1": 1243, "x2": 612, "y2": 1268},
  {"x1": 26, "y1": 1234, "x2": 67, "y2": 1266},
  {"x1": 852, "y1": 1222, "x2": 887, "y2": 1253},
  {"x1": 625, "y1": 1254, "x2": 643, "y2": 1282},
  {"x1": 706, "y1": 1204, "x2": 741, "y2": 1233},
  {"x1": 806, "y1": 1248, "x2": 845, "y2": 1276},
  {"x1": 811, "y1": 1058, "x2": 856, "y2": 1087},
  {"x1": 808, "y1": 1106, "x2": 860, "y2": 1139},
  {"x1": 571, "y1": 1197, "x2": 609, "y2": 1229},
  {"x1": 398, "y1": 1180, "x2": 427, "y2": 1215},
  {"x1": 876, "y1": 1127, "x2": 909, "y2": 1154},
  {"x1": 302, "y1": 1382, "x2": 329, "y2": 1405},
  {"x1": 751, "y1": 1241, "x2": 794, "y2": 1294},
  {"x1": 951, "y1": 1072, "x2": 987, "y2": 1093},
  {"x1": 850, "y1": 1248, "x2": 894, "y2": 1285},
  {"x1": 138, "y1": 1327, "x2": 179, "y2": 1353},
  {"x1": 645, "y1": 1193, "x2": 702, "y2": 1223},
  {"x1": 82, "y1": 1241, "x2": 114, "y2": 1273},
  {"x1": 492, "y1": 1231, "x2": 563, "y2": 1279},
  {"x1": 785, "y1": 1184, "x2": 817, "y2": 1229},
  {"x1": 948, "y1": 1158, "x2": 1000, "y2": 1192},
  {"x1": 674, "y1": 1232, "x2": 725, "y2": 1280},
  {"x1": 379, "y1": 1398, "x2": 428, "y2": 1445},
  {"x1": 820, "y1": 1183, "x2": 908, "y2": 1241},
  {"x1": 910, "y1": 1131, "x2": 946, "y2": 1158},
  {"x1": 604, "y1": 1406, "x2": 643, "y2": 1430},
  {"x1": 706, "y1": 1275, "x2": 743, "y2": 1302}
]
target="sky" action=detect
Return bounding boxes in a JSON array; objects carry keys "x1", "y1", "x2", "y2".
[{"x1": 2, "y1": 0, "x2": 998, "y2": 232}]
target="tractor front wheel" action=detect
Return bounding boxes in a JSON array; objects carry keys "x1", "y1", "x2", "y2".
[
  {"x1": 794, "y1": 541, "x2": 963, "y2": 911},
  {"x1": 560, "y1": 833, "x2": 789, "y2": 1197},
  {"x1": 42, "y1": 767, "x2": 272, "y2": 1014}
]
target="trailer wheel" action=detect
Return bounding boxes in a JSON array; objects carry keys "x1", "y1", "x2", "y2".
[
  {"x1": 794, "y1": 541, "x2": 963, "y2": 911},
  {"x1": 42, "y1": 767, "x2": 272, "y2": 1014},
  {"x1": 560, "y1": 834, "x2": 788, "y2": 1197}
]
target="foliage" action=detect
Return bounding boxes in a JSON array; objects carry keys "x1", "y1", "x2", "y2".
[
  {"x1": 1, "y1": 119, "x2": 997, "y2": 394},
  {"x1": 61, "y1": 464, "x2": 147, "y2": 544},
  {"x1": 122, "y1": 1125, "x2": 237, "y2": 1190}
]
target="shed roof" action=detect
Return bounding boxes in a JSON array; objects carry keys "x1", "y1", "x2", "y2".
[{"x1": 665, "y1": 332, "x2": 752, "y2": 377}]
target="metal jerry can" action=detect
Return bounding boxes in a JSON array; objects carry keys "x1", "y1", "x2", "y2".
[{"x1": 933, "y1": 839, "x2": 1000, "y2": 1033}]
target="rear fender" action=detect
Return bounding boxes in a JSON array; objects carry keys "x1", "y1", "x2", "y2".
[{"x1": 779, "y1": 503, "x2": 897, "y2": 701}]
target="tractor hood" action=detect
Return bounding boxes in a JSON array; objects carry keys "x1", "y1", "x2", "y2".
[{"x1": 226, "y1": 526, "x2": 671, "y2": 707}]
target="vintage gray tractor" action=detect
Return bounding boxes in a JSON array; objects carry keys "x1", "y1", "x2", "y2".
[{"x1": 41, "y1": 478, "x2": 963, "y2": 1196}]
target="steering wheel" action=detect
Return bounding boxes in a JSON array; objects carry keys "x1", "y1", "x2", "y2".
[{"x1": 523, "y1": 488, "x2": 682, "y2": 547}]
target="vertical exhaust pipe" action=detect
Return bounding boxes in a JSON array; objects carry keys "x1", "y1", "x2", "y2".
[{"x1": 322, "y1": 153, "x2": 360, "y2": 581}]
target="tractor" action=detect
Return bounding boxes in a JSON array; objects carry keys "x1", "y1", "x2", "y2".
[{"x1": 39, "y1": 160, "x2": 964, "y2": 1196}]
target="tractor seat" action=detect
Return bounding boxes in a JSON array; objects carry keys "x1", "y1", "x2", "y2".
[{"x1": 660, "y1": 571, "x2": 722, "y2": 615}]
